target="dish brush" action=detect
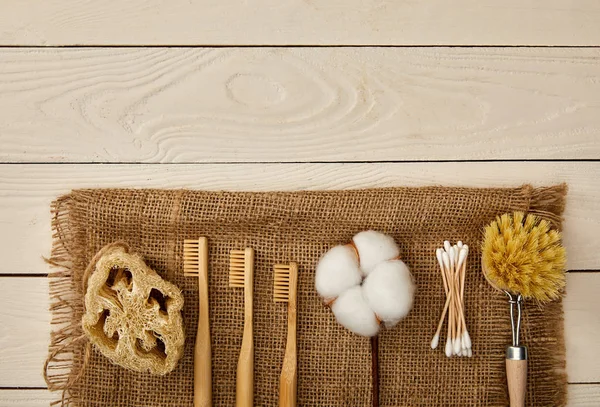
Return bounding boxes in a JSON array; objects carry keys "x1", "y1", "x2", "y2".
[{"x1": 482, "y1": 212, "x2": 566, "y2": 407}]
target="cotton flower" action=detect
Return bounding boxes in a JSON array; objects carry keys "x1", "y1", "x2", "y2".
[
  {"x1": 352, "y1": 230, "x2": 400, "y2": 275},
  {"x1": 362, "y1": 260, "x2": 415, "y2": 327},
  {"x1": 315, "y1": 230, "x2": 415, "y2": 337},
  {"x1": 315, "y1": 244, "x2": 362, "y2": 301}
]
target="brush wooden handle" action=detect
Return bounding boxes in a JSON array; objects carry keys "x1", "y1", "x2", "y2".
[
  {"x1": 195, "y1": 237, "x2": 212, "y2": 407},
  {"x1": 237, "y1": 248, "x2": 254, "y2": 407},
  {"x1": 279, "y1": 265, "x2": 298, "y2": 407},
  {"x1": 506, "y1": 346, "x2": 527, "y2": 407}
]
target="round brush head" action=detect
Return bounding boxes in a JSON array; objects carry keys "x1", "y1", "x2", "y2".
[{"x1": 481, "y1": 211, "x2": 566, "y2": 303}]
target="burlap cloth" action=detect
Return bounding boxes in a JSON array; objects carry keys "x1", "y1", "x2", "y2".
[{"x1": 45, "y1": 185, "x2": 568, "y2": 406}]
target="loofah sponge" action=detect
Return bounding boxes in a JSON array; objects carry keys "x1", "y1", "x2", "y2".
[
  {"x1": 315, "y1": 230, "x2": 415, "y2": 337},
  {"x1": 82, "y1": 243, "x2": 185, "y2": 375}
]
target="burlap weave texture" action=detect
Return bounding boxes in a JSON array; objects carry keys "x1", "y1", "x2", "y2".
[{"x1": 46, "y1": 185, "x2": 567, "y2": 406}]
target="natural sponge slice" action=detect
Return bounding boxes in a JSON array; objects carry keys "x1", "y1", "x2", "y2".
[{"x1": 82, "y1": 243, "x2": 185, "y2": 375}]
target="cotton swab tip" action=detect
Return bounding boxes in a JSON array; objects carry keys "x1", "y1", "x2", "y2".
[
  {"x1": 457, "y1": 248, "x2": 468, "y2": 268},
  {"x1": 457, "y1": 241, "x2": 463, "y2": 248},
  {"x1": 467, "y1": 348, "x2": 473, "y2": 357},
  {"x1": 442, "y1": 252, "x2": 450, "y2": 270},
  {"x1": 431, "y1": 333, "x2": 440, "y2": 349},
  {"x1": 453, "y1": 338, "x2": 461, "y2": 355},
  {"x1": 445, "y1": 338, "x2": 452, "y2": 357},
  {"x1": 463, "y1": 330, "x2": 472, "y2": 348},
  {"x1": 436, "y1": 248, "x2": 443, "y2": 266},
  {"x1": 444, "y1": 241, "x2": 451, "y2": 252}
]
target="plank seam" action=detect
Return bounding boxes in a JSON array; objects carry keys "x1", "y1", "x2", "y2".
[
  {"x1": 1, "y1": 45, "x2": 600, "y2": 49},
  {"x1": 1, "y1": 159, "x2": 600, "y2": 165}
]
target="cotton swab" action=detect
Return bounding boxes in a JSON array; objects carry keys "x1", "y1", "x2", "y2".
[{"x1": 431, "y1": 241, "x2": 472, "y2": 357}]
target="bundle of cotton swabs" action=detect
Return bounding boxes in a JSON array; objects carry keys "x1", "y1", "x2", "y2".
[{"x1": 431, "y1": 241, "x2": 472, "y2": 357}]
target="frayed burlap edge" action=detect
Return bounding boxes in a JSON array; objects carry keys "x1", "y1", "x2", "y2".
[
  {"x1": 43, "y1": 183, "x2": 568, "y2": 407},
  {"x1": 44, "y1": 195, "x2": 90, "y2": 406}
]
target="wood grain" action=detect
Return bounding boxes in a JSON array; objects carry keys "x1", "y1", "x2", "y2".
[
  {"x1": 1, "y1": 48, "x2": 600, "y2": 163},
  {"x1": 0, "y1": 273, "x2": 597, "y2": 387},
  {"x1": 564, "y1": 273, "x2": 600, "y2": 384},
  {"x1": 0, "y1": 390, "x2": 55, "y2": 407},
  {"x1": 1, "y1": 162, "x2": 598, "y2": 275},
  {"x1": 1, "y1": 386, "x2": 599, "y2": 406},
  {"x1": 1, "y1": 1, "x2": 600, "y2": 46},
  {"x1": 567, "y1": 384, "x2": 600, "y2": 406},
  {"x1": 0, "y1": 278, "x2": 49, "y2": 388}
]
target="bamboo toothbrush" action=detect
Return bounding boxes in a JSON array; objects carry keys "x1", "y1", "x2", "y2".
[
  {"x1": 183, "y1": 237, "x2": 212, "y2": 407},
  {"x1": 274, "y1": 263, "x2": 298, "y2": 407},
  {"x1": 482, "y1": 212, "x2": 566, "y2": 407},
  {"x1": 230, "y1": 248, "x2": 255, "y2": 407}
]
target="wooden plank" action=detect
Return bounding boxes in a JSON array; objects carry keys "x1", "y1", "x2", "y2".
[
  {"x1": 1, "y1": 385, "x2": 598, "y2": 406},
  {"x1": 0, "y1": 162, "x2": 598, "y2": 275},
  {"x1": 1, "y1": 1, "x2": 599, "y2": 46},
  {"x1": 0, "y1": 278, "x2": 49, "y2": 388},
  {"x1": 0, "y1": 273, "x2": 597, "y2": 387},
  {"x1": 1, "y1": 48, "x2": 600, "y2": 163},
  {"x1": 568, "y1": 384, "x2": 600, "y2": 406},
  {"x1": 0, "y1": 390, "x2": 55, "y2": 407},
  {"x1": 564, "y1": 273, "x2": 600, "y2": 384}
]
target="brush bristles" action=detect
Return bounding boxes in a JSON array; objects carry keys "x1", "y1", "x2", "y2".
[
  {"x1": 183, "y1": 239, "x2": 200, "y2": 276},
  {"x1": 273, "y1": 264, "x2": 292, "y2": 302},
  {"x1": 482, "y1": 211, "x2": 567, "y2": 302},
  {"x1": 229, "y1": 249, "x2": 247, "y2": 288}
]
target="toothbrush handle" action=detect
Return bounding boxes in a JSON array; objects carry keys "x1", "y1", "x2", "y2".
[
  {"x1": 279, "y1": 303, "x2": 297, "y2": 407},
  {"x1": 237, "y1": 248, "x2": 254, "y2": 407},
  {"x1": 195, "y1": 238, "x2": 212, "y2": 407},
  {"x1": 506, "y1": 346, "x2": 528, "y2": 407},
  {"x1": 236, "y1": 321, "x2": 254, "y2": 407}
]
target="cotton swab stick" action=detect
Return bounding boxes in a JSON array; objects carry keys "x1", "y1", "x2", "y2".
[{"x1": 431, "y1": 249, "x2": 451, "y2": 349}]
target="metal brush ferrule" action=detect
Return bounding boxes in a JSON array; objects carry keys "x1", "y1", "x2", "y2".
[
  {"x1": 506, "y1": 345, "x2": 528, "y2": 360},
  {"x1": 505, "y1": 291, "x2": 523, "y2": 347}
]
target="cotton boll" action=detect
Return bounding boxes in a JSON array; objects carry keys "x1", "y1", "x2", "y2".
[
  {"x1": 331, "y1": 286, "x2": 380, "y2": 337},
  {"x1": 315, "y1": 245, "x2": 362, "y2": 300},
  {"x1": 362, "y1": 260, "x2": 415, "y2": 327},
  {"x1": 352, "y1": 230, "x2": 400, "y2": 275}
]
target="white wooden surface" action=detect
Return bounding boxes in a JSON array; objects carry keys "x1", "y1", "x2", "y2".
[
  {"x1": 0, "y1": 390, "x2": 55, "y2": 407},
  {"x1": 0, "y1": 278, "x2": 49, "y2": 387},
  {"x1": 1, "y1": 1, "x2": 600, "y2": 46},
  {"x1": 1, "y1": 0, "x2": 599, "y2": 405},
  {"x1": 0, "y1": 162, "x2": 599, "y2": 274},
  {"x1": 1, "y1": 48, "x2": 600, "y2": 162},
  {"x1": 2, "y1": 386, "x2": 599, "y2": 407}
]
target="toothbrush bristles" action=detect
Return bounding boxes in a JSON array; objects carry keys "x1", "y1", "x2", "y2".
[
  {"x1": 229, "y1": 250, "x2": 247, "y2": 288},
  {"x1": 183, "y1": 239, "x2": 201, "y2": 276},
  {"x1": 273, "y1": 264, "x2": 292, "y2": 302}
]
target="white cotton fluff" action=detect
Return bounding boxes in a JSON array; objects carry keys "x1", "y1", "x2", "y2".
[
  {"x1": 315, "y1": 244, "x2": 362, "y2": 300},
  {"x1": 331, "y1": 286, "x2": 380, "y2": 337},
  {"x1": 352, "y1": 230, "x2": 400, "y2": 275},
  {"x1": 362, "y1": 259, "x2": 415, "y2": 327}
]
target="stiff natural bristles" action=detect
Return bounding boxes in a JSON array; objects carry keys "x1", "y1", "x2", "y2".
[
  {"x1": 183, "y1": 239, "x2": 203, "y2": 277},
  {"x1": 482, "y1": 212, "x2": 567, "y2": 302},
  {"x1": 274, "y1": 264, "x2": 292, "y2": 302},
  {"x1": 229, "y1": 249, "x2": 247, "y2": 288}
]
